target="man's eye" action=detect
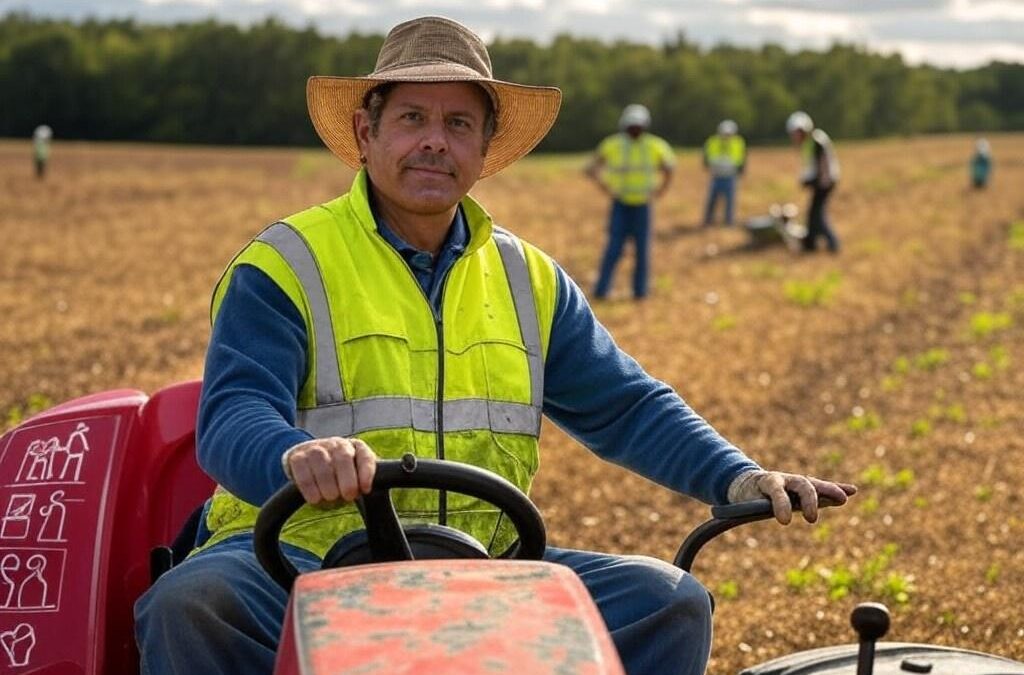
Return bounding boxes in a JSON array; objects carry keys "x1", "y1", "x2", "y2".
[
  {"x1": 449, "y1": 118, "x2": 471, "y2": 129},
  {"x1": 401, "y1": 111, "x2": 423, "y2": 121}
]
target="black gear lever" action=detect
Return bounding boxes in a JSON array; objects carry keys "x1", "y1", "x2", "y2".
[{"x1": 851, "y1": 602, "x2": 890, "y2": 675}]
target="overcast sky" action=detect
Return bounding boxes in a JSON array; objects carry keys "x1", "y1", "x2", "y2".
[{"x1": 5, "y1": 0, "x2": 1023, "y2": 69}]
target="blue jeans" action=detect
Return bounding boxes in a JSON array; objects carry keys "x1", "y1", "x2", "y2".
[
  {"x1": 135, "y1": 535, "x2": 712, "y2": 675},
  {"x1": 703, "y1": 176, "x2": 736, "y2": 226},
  {"x1": 595, "y1": 200, "x2": 651, "y2": 299},
  {"x1": 803, "y1": 186, "x2": 839, "y2": 252}
]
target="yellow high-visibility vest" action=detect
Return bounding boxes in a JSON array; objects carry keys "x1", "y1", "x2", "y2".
[
  {"x1": 200, "y1": 169, "x2": 558, "y2": 557},
  {"x1": 597, "y1": 132, "x2": 675, "y2": 205},
  {"x1": 704, "y1": 134, "x2": 746, "y2": 177}
]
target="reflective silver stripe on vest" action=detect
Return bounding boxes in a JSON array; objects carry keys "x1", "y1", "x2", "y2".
[
  {"x1": 264, "y1": 221, "x2": 544, "y2": 438},
  {"x1": 492, "y1": 227, "x2": 545, "y2": 418},
  {"x1": 256, "y1": 222, "x2": 345, "y2": 404},
  {"x1": 296, "y1": 398, "x2": 540, "y2": 437}
]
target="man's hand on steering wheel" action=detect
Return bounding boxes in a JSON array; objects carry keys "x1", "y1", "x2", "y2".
[
  {"x1": 728, "y1": 470, "x2": 857, "y2": 525},
  {"x1": 282, "y1": 437, "x2": 378, "y2": 506}
]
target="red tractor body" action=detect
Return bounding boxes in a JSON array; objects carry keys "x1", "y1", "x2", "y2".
[
  {"x1": 274, "y1": 560, "x2": 623, "y2": 675},
  {"x1": 0, "y1": 382, "x2": 213, "y2": 674},
  {"x1": 0, "y1": 383, "x2": 623, "y2": 675}
]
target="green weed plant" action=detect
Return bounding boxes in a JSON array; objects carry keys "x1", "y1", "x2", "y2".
[
  {"x1": 785, "y1": 544, "x2": 911, "y2": 604},
  {"x1": 783, "y1": 272, "x2": 842, "y2": 308},
  {"x1": 969, "y1": 312, "x2": 1013, "y2": 339}
]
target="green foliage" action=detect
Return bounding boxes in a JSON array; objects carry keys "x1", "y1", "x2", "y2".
[
  {"x1": 812, "y1": 523, "x2": 832, "y2": 542},
  {"x1": 2, "y1": 14, "x2": 1020, "y2": 149},
  {"x1": 974, "y1": 485, "x2": 994, "y2": 502},
  {"x1": 783, "y1": 272, "x2": 842, "y2": 308},
  {"x1": 846, "y1": 410, "x2": 882, "y2": 432},
  {"x1": 910, "y1": 419, "x2": 932, "y2": 438},
  {"x1": 969, "y1": 312, "x2": 1013, "y2": 339},
  {"x1": 823, "y1": 449, "x2": 844, "y2": 469},
  {"x1": 711, "y1": 314, "x2": 738, "y2": 331},
  {"x1": 968, "y1": 347, "x2": 1009, "y2": 381},
  {"x1": 881, "y1": 375, "x2": 903, "y2": 392},
  {"x1": 985, "y1": 563, "x2": 1001, "y2": 584},
  {"x1": 3, "y1": 393, "x2": 53, "y2": 432},
  {"x1": 860, "y1": 496, "x2": 880, "y2": 515},
  {"x1": 860, "y1": 464, "x2": 914, "y2": 491},
  {"x1": 913, "y1": 348, "x2": 949, "y2": 371},
  {"x1": 989, "y1": 346, "x2": 1011, "y2": 370},
  {"x1": 940, "y1": 403, "x2": 967, "y2": 424},
  {"x1": 786, "y1": 544, "x2": 911, "y2": 604},
  {"x1": 717, "y1": 580, "x2": 740, "y2": 600},
  {"x1": 1010, "y1": 222, "x2": 1024, "y2": 251}
]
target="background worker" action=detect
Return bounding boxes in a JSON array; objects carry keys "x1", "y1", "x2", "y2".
[
  {"x1": 32, "y1": 125, "x2": 52, "y2": 179},
  {"x1": 586, "y1": 103, "x2": 674, "y2": 301},
  {"x1": 971, "y1": 138, "x2": 992, "y2": 189},
  {"x1": 136, "y1": 18, "x2": 855, "y2": 675},
  {"x1": 702, "y1": 119, "x2": 746, "y2": 226},
  {"x1": 786, "y1": 111, "x2": 840, "y2": 253}
]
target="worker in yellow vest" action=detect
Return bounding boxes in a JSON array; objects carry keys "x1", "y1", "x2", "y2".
[
  {"x1": 136, "y1": 17, "x2": 855, "y2": 675},
  {"x1": 786, "y1": 111, "x2": 841, "y2": 253},
  {"x1": 701, "y1": 119, "x2": 746, "y2": 226},
  {"x1": 586, "y1": 104, "x2": 675, "y2": 300}
]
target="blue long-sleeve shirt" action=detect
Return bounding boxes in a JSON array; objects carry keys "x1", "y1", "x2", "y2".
[{"x1": 197, "y1": 211, "x2": 759, "y2": 514}]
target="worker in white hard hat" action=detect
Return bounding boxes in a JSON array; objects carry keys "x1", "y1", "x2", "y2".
[
  {"x1": 32, "y1": 125, "x2": 52, "y2": 180},
  {"x1": 786, "y1": 111, "x2": 840, "y2": 253},
  {"x1": 702, "y1": 119, "x2": 746, "y2": 226},
  {"x1": 970, "y1": 138, "x2": 992, "y2": 189},
  {"x1": 585, "y1": 103, "x2": 675, "y2": 300}
]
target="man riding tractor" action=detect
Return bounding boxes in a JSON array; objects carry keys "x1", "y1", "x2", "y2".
[{"x1": 135, "y1": 16, "x2": 855, "y2": 675}]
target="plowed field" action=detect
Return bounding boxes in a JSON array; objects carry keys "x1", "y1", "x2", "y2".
[{"x1": 1, "y1": 134, "x2": 1022, "y2": 672}]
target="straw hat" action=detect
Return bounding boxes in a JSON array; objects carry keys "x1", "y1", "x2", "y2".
[{"x1": 307, "y1": 16, "x2": 562, "y2": 178}]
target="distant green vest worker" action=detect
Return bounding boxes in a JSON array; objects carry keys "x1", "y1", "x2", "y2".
[
  {"x1": 586, "y1": 104, "x2": 674, "y2": 300},
  {"x1": 32, "y1": 125, "x2": 52, "y2": 180},
  {"x1": 702, "y1": 119, "x2": 746, "y2": 227},
  {"x1": 201, "y1": 171, "x2": 558, "y2": 557}
]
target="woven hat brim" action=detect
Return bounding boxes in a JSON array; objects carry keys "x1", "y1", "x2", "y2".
[{"x1": 307, "y1": 73, "x2": 561, "y2": 179}]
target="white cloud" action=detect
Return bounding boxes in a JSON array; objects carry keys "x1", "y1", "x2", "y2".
[
  {"x1": 949, "y1": 0, "x2": 1024, "y2": 22},
  {"x1": 878, "y1": 38, "x2": 1024, "y2": 67},
  {"x1": 744, "y1": 7, "x2": 864, "y2": 44},
  {"x1": 10, "y1": 0, "x2": 1024, "y2": 68}
]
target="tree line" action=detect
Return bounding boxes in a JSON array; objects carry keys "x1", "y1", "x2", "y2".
[{"x1": 2, "y1": 12, "x2": 1021, "y2": 151}]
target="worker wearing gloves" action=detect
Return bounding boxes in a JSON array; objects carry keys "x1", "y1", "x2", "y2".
[
  {"x1": 702, "y1": 119, "x2": 746, "y2": 226},
  {"x1": 135, "y1": 17, "x2": 855, "y2": 675},
  {"x1": 786, "y1": 111, "x2": 841, "y2": 253},
  {"x1": 586, "y1": 104, "x2": 675, "y2": 301}
]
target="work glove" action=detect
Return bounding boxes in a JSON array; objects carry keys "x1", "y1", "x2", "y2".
[{"x1": 728, "y1": 470, "x2": 856, "y2": 525}]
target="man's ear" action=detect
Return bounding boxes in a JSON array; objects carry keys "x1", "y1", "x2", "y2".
[{"x1": 353, "y1": 109, "x2": 371, "y2": 153}]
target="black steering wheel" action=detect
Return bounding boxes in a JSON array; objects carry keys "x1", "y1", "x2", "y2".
[{"x1": 254, "y1": 453, "x2": 546, "y2": 591}]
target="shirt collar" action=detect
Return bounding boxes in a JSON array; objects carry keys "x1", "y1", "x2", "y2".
[{"x1": 370, "y1": 193, "x2": 468, "y2": 268}]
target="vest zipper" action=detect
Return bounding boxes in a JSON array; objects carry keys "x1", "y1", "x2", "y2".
[
  {"x1": 434, "y1": 309, "x2": 447, "y2": 526},
  {"x1": 373, "y1": 231, "x2": 455, "y2": 527},
  {"x1": 434, "y1": 270, "x2": 456, "y2": 527}
]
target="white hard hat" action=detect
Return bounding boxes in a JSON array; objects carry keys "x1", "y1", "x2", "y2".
[
  {"x1": 785, "y1": 111, "x2": 813, "y2": 134},
  {"x1": 619, "y1": 104, "x2": 651, "y2": 130},
  {"x1": 33, "y1": 125, "x2": 52, "y2": 140},
  {"x1": 718, "y1": 119, "x2": 738, "y2": 135}
]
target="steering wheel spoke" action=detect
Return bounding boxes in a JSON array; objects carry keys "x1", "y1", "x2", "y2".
[{"x1": 254, "y1": 454, "x2": 546, "y2": 591}]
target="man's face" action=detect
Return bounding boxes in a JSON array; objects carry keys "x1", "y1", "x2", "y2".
[
  {"x1": 355, "y1": 82, "x2": 489, "y2": 217},
  {"x1": 790, "y1": 129, "x2": 806, "y2": 146},
  {"x1": 625, "y1": 125, "x2": 644, "y2": 139}
]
